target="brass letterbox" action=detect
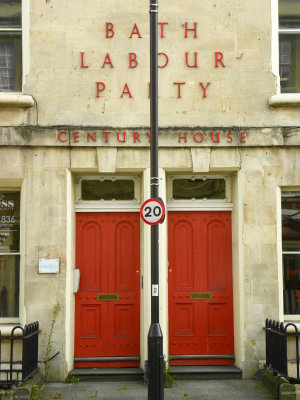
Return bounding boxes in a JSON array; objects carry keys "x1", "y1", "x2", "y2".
[
  {"x1": 190, "y1": 292, "x2": 212, "y2": 300},
  {"x1": 97, "y1": 293, "x2": 119, "y2": 301}
]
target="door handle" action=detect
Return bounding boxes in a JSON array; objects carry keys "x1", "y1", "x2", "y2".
[{"x1": 73, "y1": 269, "x2": 80, "y2": 293}]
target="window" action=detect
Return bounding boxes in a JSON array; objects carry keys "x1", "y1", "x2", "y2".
[
  {"x1": 282, "y1": 191, "x2": 300, "y2": 315},
  {"x1": 75, "y1": 176, "x2": 141, "y2": 211},
  {"x1": 0, "y1": 191, "x2": 20, "y2": 318},
  {"x1": 0, "y1": 0, "x2": 22, "y2": 92},
  {"x1": 279, "y1": 0, "x2": 300, "y2": 93},
  {"x1": 81, "y1": 179, "x2": 135, "y2": 201},
  {"x1": 172, "y1": 178, "x2": 226, "y2": 200}
]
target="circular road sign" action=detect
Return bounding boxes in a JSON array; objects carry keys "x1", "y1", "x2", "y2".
[{"x1": 140, "y1": 198, "x2": 165, "y2": 225}]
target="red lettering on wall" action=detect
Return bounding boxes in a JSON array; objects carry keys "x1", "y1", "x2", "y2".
[
  {"x1": 96, "y1": 82, "x2": 106, "y2": 98},
  {"x1": 185, "y1": 52, "x2": 198, "y2": 68},
  {"x1": 211, "y1": 131, "x2": 220, "y2": 143},
  {"x1": 178, "y1": 132, "x2": 187, "y2": 143},
  {"x1": 174, "y1": 82, "x2": 186, "y2": 98},
  {"x1": 130, "y1": 23, "x2": 142, "y2": 38},
  {"x1": 104, "y1": 131, "x2": 110, "y2": 143},
  {"x1": 158, "y1": 52, "x2": 169, "y2": 68},
  {"x1": 58, "y1": 131, "x2": 68, "y2": 143},
  {"x1": 117, "y1": 131, "x2": 126, "y2": 142},
  {"x1": 184, "y1": 22, "x2": 197, "y2": 38},
  {"x1": 199, "y1": 82, "x2": 211, "y2": 98},
  {"x1": 80, "y1": 52, "x2": 88, "y2": 68},
  {"x1": 158, "y1": 22, "x2": 168, "y2": 38},
  {"x1": 147, "y1": 131, "x2": 151, "y2": 143},
  {"x1": 227, "y1": 131, "x2": 233, "y2": 142},
  {"x1": 215, "y1": 52, "x2": 225, "y2": 68},
  {"x1": 148, "y1": 82, "x2": 151, "y2": 99},
  {"x1": 129, "y1": 53, "x2": 138, "y2": 68},
  {"x1": 240, "y1": 131, "x2": 246, "y2": 143},
  {"x1": 121, "y1": 83, "x2": 133, "y2": 98},
  {"x1": 73, "y1": 131, "x2": 80, "y2": 143},
  {"x1": 87, "y1": 131, "x2": 97, "y2": 142},
  {"x1": 106, "y1": 22, "x2": 115, "y2": 38},
  {"x1": 101, "y1": 53, "x2": 114, "y2": 68},
  {"x1": 133, "y1": 131, "x2": 141, "y2": 142},
  {"x1": 193, "y1": 131, "x2": 204, "y2": 143}
]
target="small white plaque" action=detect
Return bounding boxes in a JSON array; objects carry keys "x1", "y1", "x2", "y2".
[
  {"x1": 39, "y1": 258, "x2": 60, "y2": 274},
  {"x1": 152, "y1": 284, "x2": 159, "y2": 297}
]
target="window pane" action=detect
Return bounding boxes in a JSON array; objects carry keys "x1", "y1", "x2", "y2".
[
  {"x1": 279, "y1": 35, "x2": 300, "y2": 93},
  {"x1": 81, "y1": 179, "x2": 135, "y2": 201},
  {"x1": 283, "y1": 254, "x2": 300, "y2": 314},
  {"x1": 0, "y1": 38, "x2": 22, "y2": 92},
  {"x1": 0, "y1": 255, "x2": 19, "y2": 317},
  {"x1": 279, "y1": 0, "x2": 300, "y2": 29},
  {"x1": 282, "y1": 191, "x2": 300, "y2": 251},
  {"x1": 0, "y1": 0, "x2": 21, "y2": 28},
  {"x1": 0, "y1": 191, "x2": 20, "y2": 253},
  {"x1": 172, "y1": 179, "x2": 226, "y2": 200}
]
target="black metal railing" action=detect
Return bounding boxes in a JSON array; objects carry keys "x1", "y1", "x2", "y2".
[
  {"x1": 265, "y1": 318, "x2": 300, "y2": 383},
  {"x1": 0, "y1": 322, "x2": 39, "y2": 387}
]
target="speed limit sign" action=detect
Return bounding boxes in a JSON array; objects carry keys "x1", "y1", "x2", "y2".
[{"x1": 140, "y1": 198, "x2": 165, "y2": 225}]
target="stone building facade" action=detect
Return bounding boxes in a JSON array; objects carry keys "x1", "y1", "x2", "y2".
[{"x1": 0, "y1": 0, "x2": 300, "y2": 381}]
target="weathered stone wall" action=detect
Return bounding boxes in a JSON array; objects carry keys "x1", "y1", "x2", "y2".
[
  {"x1": 1, "y1": 0, "x2": 300, "y2": 126},
  {"x1": 1, "y1": 0, "x2": 300, "y2": 382},
  {"x1": 0, "y1": 138, "x2": 299, "y2": 379}
]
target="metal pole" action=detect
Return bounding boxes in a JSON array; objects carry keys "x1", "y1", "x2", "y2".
[{"x1": 148, "y1": 0, "x2": 164, "y2": 399}]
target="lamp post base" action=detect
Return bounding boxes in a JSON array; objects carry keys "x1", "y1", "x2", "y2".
[{"x1": 147, "y1": 323, "x2": 164, "y2": 400}]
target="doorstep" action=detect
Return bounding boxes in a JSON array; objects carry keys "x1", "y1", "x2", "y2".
[
  {"x1": 169, "y1": 365, "x2": 242, "y2": 380},
  {"x1": 69, "y1": 368, "x2": 144, "y2": 382}
]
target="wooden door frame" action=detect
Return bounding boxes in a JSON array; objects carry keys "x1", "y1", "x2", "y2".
[
  {"x1": 73, "y1": 175, "x2": 142, "y2": 368},
  {"x1": 166, "y1": 174, "x2": 235, "y2": 366}
]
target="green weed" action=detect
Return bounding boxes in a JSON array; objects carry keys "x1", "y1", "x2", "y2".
[{"x1": 30, "y1": 384, "x2": 40, "y2": 400}]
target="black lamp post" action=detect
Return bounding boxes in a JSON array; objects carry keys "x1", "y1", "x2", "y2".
[{"x1": 148, "y1": 0, "x2": 164, "y2": 399}]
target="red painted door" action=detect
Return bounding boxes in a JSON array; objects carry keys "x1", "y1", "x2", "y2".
[
  {"x1": 168, "y1": 211, "x2": 234, "y2": 366},
  {"x1": 74, "y1": 212, "x2": 140, "y2": 368}
]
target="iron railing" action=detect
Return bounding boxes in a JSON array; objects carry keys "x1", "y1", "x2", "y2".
[
  {"x1": 0, "y1": 322, "x2": 39, "y2": 387},
  {"x1": 265, "y1": 318, "x2": 300, "y2": 383}
]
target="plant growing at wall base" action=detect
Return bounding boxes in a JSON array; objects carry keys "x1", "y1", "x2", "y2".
[
  {"x1": 163, "y1": 356, "x2": 174, "y2": 388},
  {"x1": 44, "y1": 304, "x2": 60, "y2": 381},
  {"x1": 30, "y1": 384, "x2": 40, "y2": 400}
]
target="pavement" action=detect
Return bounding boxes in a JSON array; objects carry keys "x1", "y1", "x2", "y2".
[{"x1": 39, "y1": 379, "x2": 273, "y2": 400}]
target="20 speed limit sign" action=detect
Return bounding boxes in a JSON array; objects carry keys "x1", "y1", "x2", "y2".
[{"x1": 140, "y1": 198, "x2": 165, "y2": 225}]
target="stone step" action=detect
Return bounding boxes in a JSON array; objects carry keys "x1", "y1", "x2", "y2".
[
  {"x1": 169, "y1": 365, "x2": 243, "y2": 380},
  {"x1": 69, "y1": 368, "x2": 145, "y2": 382},
  {"x1": 69, "y1": 365, "x2": 242, "y2": 382}
]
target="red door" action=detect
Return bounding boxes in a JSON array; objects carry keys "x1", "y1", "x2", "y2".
[
  {"x1": 168, "y1": 211, "x2": 234, "y2": 366},
  {"x1": 74, "y1": 212, "x2": 140, "y2": 368}
]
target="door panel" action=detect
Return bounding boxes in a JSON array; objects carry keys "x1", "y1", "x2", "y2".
[
  {"x1": 75, "y1": 212, "x2": 140, "y2": 367},
  {"x1": 168, "y1": 211, "x2": 234, "y2": 366}
]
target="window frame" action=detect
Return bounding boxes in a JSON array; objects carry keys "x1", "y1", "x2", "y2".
[
  {"x1": 0, "y1": 0, "x2": 22, "y2": 93},
  {"x1": 0, "y1": 187, "x2": 23, "y2": 325},
  {"x1": 75, "y1": 175, "x2": 141, "y2": 212},
  {"x1": 279, "y1": 187, "x2": 300, "y2": 320},
  {"x1": 278, "y1": 0, "x2": 300, "y2": 93},
  {"x1": 269, "y1": 0, "x2": 300, "y2": 106},
  {"x1": 278, "y1": 33, "x2": 300, "y2": 94},
  {"x1": 167, "y1": 174, "x2": 232, "y2": 211}
]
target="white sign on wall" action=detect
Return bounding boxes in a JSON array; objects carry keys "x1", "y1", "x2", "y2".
[{"x1": 39, "y1": 258, "x2": 60, "y2": 274}]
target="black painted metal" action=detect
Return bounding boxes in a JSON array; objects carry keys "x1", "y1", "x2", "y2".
[
  {"x1": 0, "y1": 322, "x2": 39, "y2": 387},
  {"x1": 265, "y1": 318, "x2": 300, "y2": 383},
  {"x1": 148, "y1": 0, "x2": 164, "y2": 399}
]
